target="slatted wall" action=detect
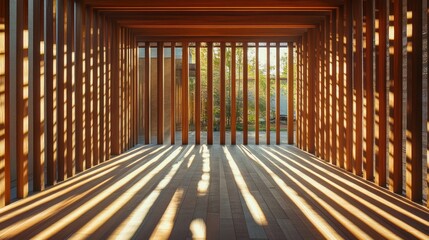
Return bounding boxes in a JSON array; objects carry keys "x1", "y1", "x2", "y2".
[
  {"x1": 0, "y1": 0, "x2": 138, "y2": 207},
  {"x1": 296, "y1": 0, "x2": 428, "y2": 205}
]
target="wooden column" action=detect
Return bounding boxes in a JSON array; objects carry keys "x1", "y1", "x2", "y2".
[
  {"x1": 324, "y1": 16, "x2": 329, "y2": 161},
  {"x1": 243, "y1": 43, "x2": 248, "y2": 145},
  {"x1": 376, "y1": 0, "x2": 389, "y2": 187},
  {"x1": 365, "y1": 0, "x2": 375, "y2": 180},
  {"x1": 105, "y1": 19, "x2": 111, "y2": 159},
  {"x1": 302, "y1": 34, "x2": 308, "y2": 151},
  {"x1": 182, "y1": 42, "x2": 189, "y2": 145},
  {"x1": 331, "y1": 10, "x2": 337, "y2": 166},
  {"x1": 308, "y1": 30, "x2": 315, "y2": 154},
  {"x1": 171, "y1": 42, "x2": 176, "y2": 144},
  {"x1": 92, "y1": 12, "x2": 99, "y2": 166},
  {"x1": 157, "y1": 42, "x2": 164, "y2": 144},
  {"x1": 345, "y1": 0, "x2": 354, "y2": 172},
  {"x1": 74, "y1": 0, "x2": 84, "y2": 171},
  {"x1": 99, "y1": 16, "x2": 105, "y2": 162},
  {"x1": 266, "y1": 43, "x2": 271, "y2": 145},
  {"x1": 56, "y1": 0, "x2": 66, "y2": 181},
  {"x1": 84, "y1": 7, "x2": 93, "y2": 164},
  {"x1": 296, "y1": 42, "x2": 301, "y2": 148},
  {"x1": 66, "y1": 0, "x2": 74, "y2": 176},
  {"x1": 406, "y1": 0, "x2": 427, "y2": 202},
  {"x1": 255, "y1": 44, "x2": 260, "y2": 145},
  {"x1": 111, "y1": 24, "x2": 120, "y2": 155},
  {"x1": 0, "y1": 0, "x2": 10, "y2": 206},
  {"x1": 275, "y1": 44, "x2": 280, "y2": 145},
  {"x1": 338, "y1": 6, "x2": 345, "y2": 169},
  {"x1": 207, "y1": 42, "x2": 213, "y2": 145},
  {"x1": 144, "y1": 43, "x2": 150, "y2": 144},
  {"x1": 195, "y1": 42, "x2": 200, "y2": 145},
  {"x1": 231, "y1": 44, "x2": 236, "y2": 145},
  {"x1": 288, "y1": 42, "x2": 294, "y2": 144},
  {"x1": 29, "y1": 0, "x2": 43, "y2": 191},
  {"x1": 390, "y1": 0, "x2": 406, "y2": 193},
  {"x1": 10, "y1": 0, "x2": 27, "y2": 198},
  {"x1": 318, "y1": 23, "x2": 324, "y2": 158},
  {"x1": 220, "y1": 42, "x2": 226, "y2": 145},
  {"x1": 354, "y1": 0, "x2": 364, "y2": 176}
]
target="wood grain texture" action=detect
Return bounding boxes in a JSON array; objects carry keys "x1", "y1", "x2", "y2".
[
  {"x1": 208, "y1": 42, "x2": 213, "y2": 145},
  {"x1": 243, "y1": 44, "x2": 248, "y2": 145},
  {"x1": 157, "y1": 42, "x2": 164, "y2": 144},
  {"x1": 182, "y1": 42, "x2": 189, "y2": 145},
  {"x1": 231, "y1": 44, "x2": 237, "y2": 145},
  {"x1": 220, "y1": 42, "x2": 226, "y2": 145},
  {"x1": 288, "y1": 42, "x2": 294, "y2": 144}
]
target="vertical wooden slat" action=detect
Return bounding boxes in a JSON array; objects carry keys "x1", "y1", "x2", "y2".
[
  {"x1": 308, "y1": 30, "x2": 315, "y2": 154},
  {"x1": 144, "y1": 42, "x2": 150, "y2": 144},
  {"x1": 302, "y1": 34, "x2": 308, "y2": 151},
  {"x1": 220, "y1": 42, "x2": 226, "y2": 145},
  {"x1": 255, "y1": 44, "x2": 260, "y2": 145},
  {"x1": 111, "y1": 24, "x2": 120, "y2": 155},
  {"x1": 66, "y1": 0, "x2": 74, "y2": 176},
  {"x1": 376, "y1": 0, "x2": 389, "y2": 187},
  {"x1": 354, "y1": 0, "x2": 364, "y2": 176},
  {"x1": 338, "y1": 6, "x2": 345, "y2": 169},
  {"x1": 92, "y1": 12, "x2": 99, "y2": 166},
  {"x1": 10, "y1": 0, "x2": 27, "y2": 198},
  {"x1": 406, "y1": 0, "x2": 427, "y2": 202},
  {"x1": 74, "y1": 0, "x2": 83, "y2": 172},
  {"x1": 331, "y1": 10, "x2": 337, "y2": 166},
  {"x1": 106, "y1": 20, "x2": 111, "y2": 158},
  {"x1": 243, "y1": 43, "x2": 248, "y2": 145},
  {"x1": 275, "y1": 44, "x2": 280, "y2": 145},
  {"x1": 345, "y1": 0, "x2": 354, "y2": 172},
  {"x1": 390, "y1": 0, "x2": 406, "y2": 193},
  {"x1": 29, "y1": 0, "x2": 43, "y2": 191},
  {"x1": 266, "y1": 42, "x2": 271, "y2": 145},
  {"x1": 296, "y1": 42, "x2": 301, "y2": 148},
  {"x1": 288, "y1": 42, "x2": 294, "y2": 144},
  {"x1": 171, "y1": 42, "x2": 176, "y2": 144},
  {"x1": 182, "y1": 42, "x2": 189, "y2": 145},
  {"x1": 99, "y1": 15, "x2": 104, "y2": 162},
  {"x1": 317, "y1": 23, "x2": 323, "y2": 158},
  {"x1": 365, "y1": 0, "x2": 375, "y2": 180},
  {"x1": 56, "y1": 0, "x2": 65, "y2": 181},
  {"x1": 84, "y1": 7, "x2": 93, "y2": 166},
  {"x1": 231, "y1": 43, "x2": 236, "y2": 145},
  {"x1": 1, "y1": 0, "x2": 10, "y2": 205},
  {"x1": 157, "y1": 42, "x2": 164, "y2": 144},
  {"x1": 324, "y1": 16, "x2": 329, "y2": 160},
  {"x1": 195, "y1": 42, "x2": 200, "y2": 145},
  {"x1": 207, "y1": 42, "x2": 213, "y2": 145}
]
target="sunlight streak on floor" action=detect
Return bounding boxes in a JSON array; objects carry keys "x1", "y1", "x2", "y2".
[
  {"x1": 107, "y1": 146, "x2": 193, "y2": 239},
  {"x1": 223, "y1": 146, "x2": 268, "y2": 226},
  {"x1": 190, "y1": 218, "x2": 206, "y2": 239},
  {"x1": 149, "y1": 188, "x2": 184, "y2": 240},
  {"x1": 197, "y1": 145, "x2": 210, "y2": 196}
]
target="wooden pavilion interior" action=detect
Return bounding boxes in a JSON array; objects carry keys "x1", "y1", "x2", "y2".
[{"x1": 0, "y1": 0, "x2": 429, "y2": 239}]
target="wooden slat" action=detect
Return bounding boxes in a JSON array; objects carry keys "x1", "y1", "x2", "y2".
[
  {"x1": 157, "y1": 42, "x2": 164, "y2": 144},
  {"x1": 317, "y1": 23, "x2": 322, "y2": 158},
  {"x1": 345, "y1": 0, "x2": 353, "y2": 172},
  {"x1": 390, "y1": 0, "x2": 406, "y2": 194},
  {"x1": 275, "y1": 45, "x2": 280, "y2": 145},
  {"x1": 308, "y1": 29, "x2": 315, "y2": 154},
  {"x1": 10, "y1": 0, "x2": 27, "y2": 198},
  {"x1": 323, "y1": 16, "x2": 328, "y2": 160},
  {"x1": 29, "y1": 0, "x2": 43, "y2": 191},
  {"x1": 98, "y1": 16, "x2": 105, "y2": 162},
  {"x1": 288, "y1": 42, "x2": 294, "y2": 144},
  {"x1": 0, "y1": 0, "x2": 10, "y2": 206},
  {"x1": 231, "y1": 44, "x2": 236, "y2": 145},
  {"x1": 220, "y1": 42, "x2": 226, "y2": 145},
  {"x1": 57, "y1": 0, "x2": 66, "y2": 181},
  {"x1": 85, "y1": 7, "x2": 93, "y2": 165},
  {"x1": 243, "y1": 43, "x2": 248, "y2": 145},
  {"x1": 195, "y1": 42, "x2": 200, "y2": 145},
  {"x1": 406, "y1": 0, "x2": 427, "y2": 202},
  {"x1": 364, "y1": 0, "x2": 375, "y2": 180},
  {"x1": 171, "y1": 42, "x2": 176, "y2": 144},
  {"x1": 337, "y1": 6, "x2": 345, "y2": 169},
  {"x1": 331, "y1": 10, "x2": 337, "y2": 166},
  {"x1": 105, "y1": 19, "x2": 111, "y2": 160},
  {"x1": 296, "y1": 43, "x2": 301, "y2": 148},
  {"x1": 110, "y1": 23, "x2": 119, "y2": 155},
  {"x1": 66, "y1": 0, "x2": 75, "y2": 176},
  {"x1": 354, "y1": 0, "x2": 363, "y2": 176},
  {"x1": 266, "y1": 43, "x2": 271, "y2": 145},
  {"x1": 207, "y1": 42, "x2": 213, "y2": 145},
  {"x1": 255, "y1": 44, "x2": 260, "y2": 145},
  {"x1": 182, "y1": 42, "x2": 189, "y2": 145},
  {"x1": 74, "y1": 0, "x2": 84, "y2": 171},
  {"x1": 376, "y1": 0, "x2": 388, "y2": 187},
  {"x1": 92, "y1": 12, "x2": 99, "y2": 166},
  {"x1": 302, "y1": 34, "x2": 307, "y2": 151},
  {"x1": 144, "y1": 43, "x2": 150, "y2": 144}
]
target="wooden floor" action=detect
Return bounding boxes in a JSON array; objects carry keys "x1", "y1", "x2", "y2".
[{"x1": 0, "y1": 145, "x2": 428, "y2": 240}]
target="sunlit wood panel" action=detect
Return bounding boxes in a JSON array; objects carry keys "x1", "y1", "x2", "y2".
[
  {"x1": 243, "y1": 43, "x2": 248, "y2": 145},
  {"x1": 331, "y1": 10, "x2": 337, "y2": 166},
  {"x1": 288, "y1": 42, "x2": 294, "y2": 144},
  {"x1": 266, "y1": 42, "x2": 271, "y2": 145},
  {"x1": 182, "y1": 42, "x2": 189, "y2": 145},
  {"x1": 75, "y1": 0, "x2": 84, "y2": 172},
  {"x1": 337, "y1": 5, "x2": 345, "y2": 169},
  {"x1": 207, "y1": 42, "x2": 213, "y2": 145},
  {"x1": 231, "y1": 43, "x2": 236, "y2": 145},
  {"x1": 220, "y1": 42, "x2": 226, "y2": 145},
  {"x1": 157, "y1": 42, "x2": 164, "y2": 144},
  {"x1": 66, "y1": 0, "x2": 75, "y2": 176},
  {"x1": 345, "y1": 0, "x2": 353, "y2": 172},
  {"x1": 276, "y1": 45, "x2": 280, "y2": 145}
]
